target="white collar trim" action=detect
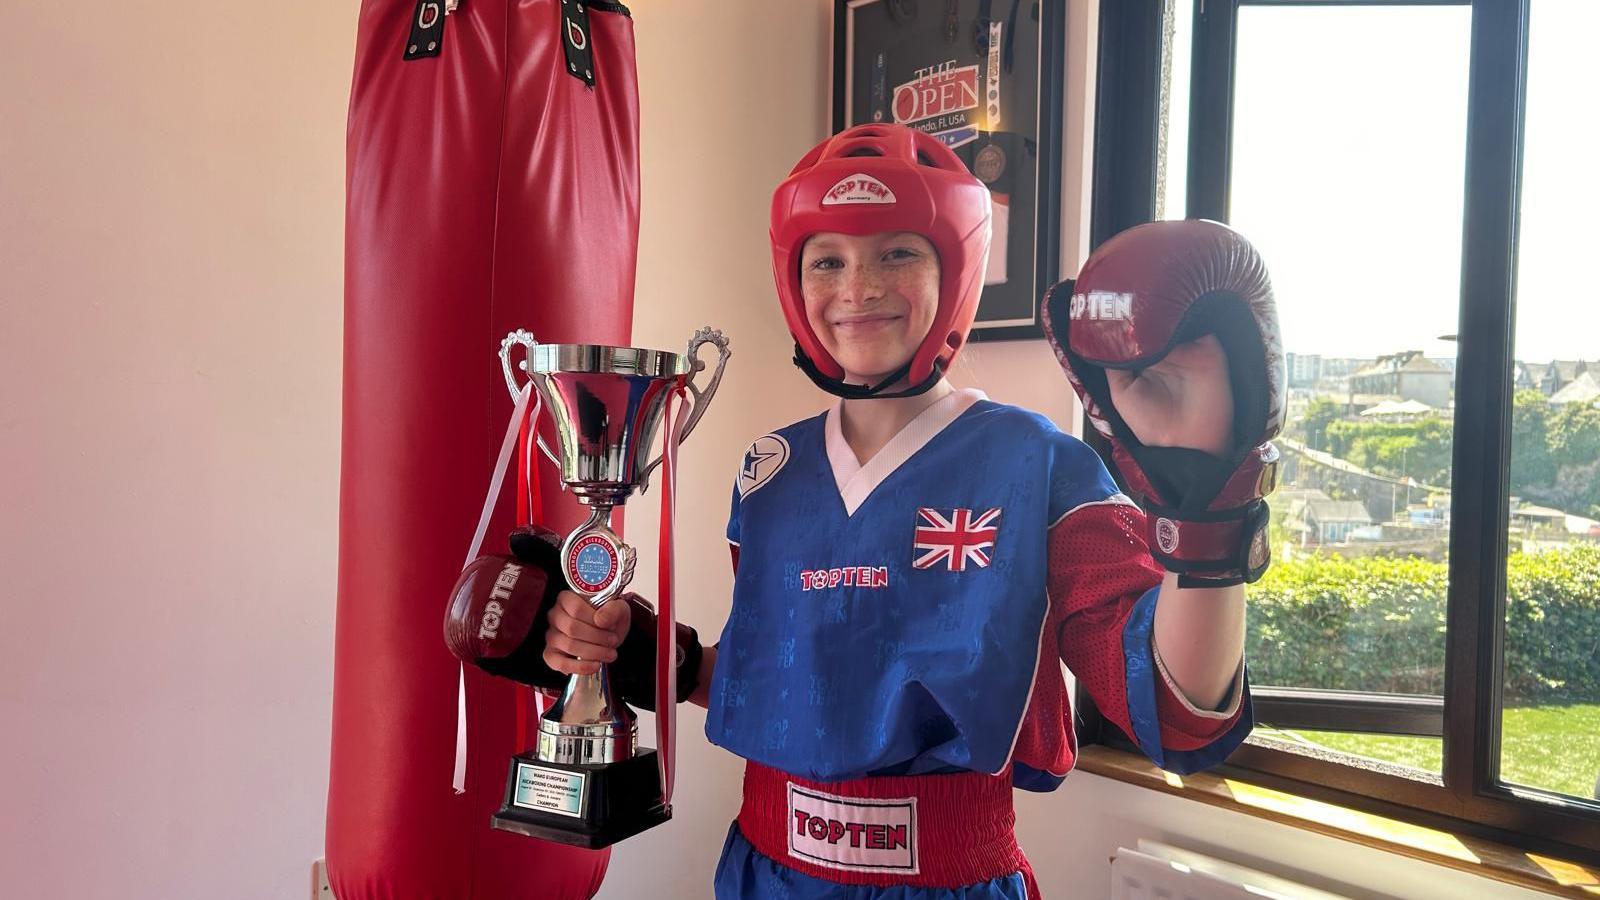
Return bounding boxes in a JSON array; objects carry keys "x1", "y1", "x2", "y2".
[{"x1": 825, "y1": 388, "x2": 987, "y2": 516}]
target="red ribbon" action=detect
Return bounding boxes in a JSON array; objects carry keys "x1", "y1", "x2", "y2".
[{"x1": 515, "y1": 393, "x2": 548, "y2": 739}]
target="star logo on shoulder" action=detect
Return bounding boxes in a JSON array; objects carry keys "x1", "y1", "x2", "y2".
[
  {"x1": 737, "y1": 433, "x2": 790, "y2": 498},
  {"x1": 743, "y1": 445, "x2": 777, "y2": 480}
]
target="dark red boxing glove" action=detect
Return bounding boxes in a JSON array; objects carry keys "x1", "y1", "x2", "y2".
[
  {"x1": 443, "y1": 525, "x2": 703, "y2": 710},
  {"x1": 1042, "y1": 219, "x2": 1284, "y2": 586},
  {"x1": 443, "y1": 529, "x2": 568, "y2": 693}
]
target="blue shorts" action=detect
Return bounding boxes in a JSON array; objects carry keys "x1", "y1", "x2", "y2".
[{"x1": 713, "y1": 821, "x2": 1031, "y2": 900}]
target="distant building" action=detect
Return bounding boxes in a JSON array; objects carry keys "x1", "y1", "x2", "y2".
[
  {"x1": 1511, "y1": 502, "x2": 1591, "y2": 537},
  {"x1": 1408, "y1": 507, "x2": 1443, "y2": 525},
  {"x1": 1547, "y1": 360, "x2": 1592, "y2": 394},
  {"x1": 1303, "y1": 498, "x2": 1374, "y2": 544},
  {"x1": 1516, "y1": 359, "x2": 1596, "y2": 397},
  {"x1": 1318, "y1": 358, "x2": 1369, "y2": 379},
  {"x1": 1350, "y1": 351, "x2": 1452, "y2": 408},
  {"x1": 1549, "y1": 372, "x2": 1600, "y2": 406},
  {"x1": 1285, "y1": 352, "x2": 1323, "y2": 388},
  {"x1": 1406, "y1": 494, "x2": 1451, "y2": 528},
  {"x1": 1514, "y1": 361, "x2": 1542, "y2": 392}
]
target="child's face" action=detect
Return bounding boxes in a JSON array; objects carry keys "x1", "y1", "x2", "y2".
[{"x1": 799, "y1": 231, "x2": 941, "y2": 386}]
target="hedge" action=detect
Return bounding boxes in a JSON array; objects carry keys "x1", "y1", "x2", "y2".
[{"x1": 1246, "y1": 545, "x2": 1600, "y2": 703}]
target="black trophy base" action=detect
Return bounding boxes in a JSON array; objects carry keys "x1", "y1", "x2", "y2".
[{"x1": 492, "y1": 748, "x2": 670, "y2": 849}]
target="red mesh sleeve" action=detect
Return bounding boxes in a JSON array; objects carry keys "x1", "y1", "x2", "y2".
[
  {"x1": 1049, "y1": 502, "x2": 1160, "y2": 745},
  {"x1": 1152, "y1": 654, "x2": 1245, "y2": 750},
  {"x1": 1049, "y1": 501, "x2": 1243, "y2": 752}
]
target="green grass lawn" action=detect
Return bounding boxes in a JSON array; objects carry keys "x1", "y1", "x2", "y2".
[{"x1": 1274, "y1": 704, "x2": 1600, "y2": 799}]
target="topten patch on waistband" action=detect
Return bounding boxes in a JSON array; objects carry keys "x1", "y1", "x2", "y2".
[{"x1": 786, "y1": 781, "x2": 919, "y2": 875}]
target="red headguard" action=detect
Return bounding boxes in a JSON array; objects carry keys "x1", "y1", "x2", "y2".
[{"x1": 770, "y1": 124, "x2": 992, "y2": 398}]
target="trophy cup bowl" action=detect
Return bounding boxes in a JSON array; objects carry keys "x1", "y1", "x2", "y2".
[{"x1": 489, "y1": 327, "x2": 728, "y2": 848}]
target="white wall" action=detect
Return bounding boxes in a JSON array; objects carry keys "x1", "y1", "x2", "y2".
[
  {"x1": 0, "y1": 1, "x2": 1557, "y2": 898},
  {"x1": 0, "y1": 3, "x2": 350, "y2": 898}
]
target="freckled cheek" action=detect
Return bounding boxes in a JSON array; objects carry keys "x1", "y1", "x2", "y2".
[
  {"x1": 801, "y1": 294, "x2": 839, "y2": 347},
  {"x1": 893, "y1": 272, "x2": 940, "y2": 334}
]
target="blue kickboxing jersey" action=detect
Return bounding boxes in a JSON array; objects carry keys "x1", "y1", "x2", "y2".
[{"x1": 706, "y1": 389, "x2": 1122, "y2": 784}]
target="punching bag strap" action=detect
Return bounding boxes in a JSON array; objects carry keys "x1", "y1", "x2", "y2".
[
  {"x1": 402, "y1": 0, "x2": 459, "y2": 62},
  {"x1": 451, "y1": 381, "x2": 541, "y2": 793},
  {"x1": 559, "y1": 0, "x2": 596, "y2": 86}
]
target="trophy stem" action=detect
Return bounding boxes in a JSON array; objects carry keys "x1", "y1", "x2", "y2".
[
  {"x1": 535, "y1": 500, "x2": 637, "y2": 767},
  {"x1": 575, "y1": 504, "x2": 613, "y2": 540},
  {"x1": 537, "y1": 667, "x2": 637, "y2": 765}
]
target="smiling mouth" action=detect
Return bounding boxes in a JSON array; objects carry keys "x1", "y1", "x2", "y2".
[{"x1": 832, "y1": 315, "x2": 900, "y2": 328}]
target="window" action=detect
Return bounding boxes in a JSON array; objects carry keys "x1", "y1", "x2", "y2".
[
  {"x1": 1501, "y1": 0, "x2": 1600, "y2": 807},
  {"x1": 1227, "y1": 3, "x2": 1470, "y2": 783},
  {"x1": 1083, "y1": 0, "x2": 1600, "y2": 863}
]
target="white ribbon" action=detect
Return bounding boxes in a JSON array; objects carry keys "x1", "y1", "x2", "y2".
[{"x1": 453, "y1": 382, "x2": 540, "y2": 794}]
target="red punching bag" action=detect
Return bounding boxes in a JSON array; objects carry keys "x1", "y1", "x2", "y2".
[{"x1": 328, "y1": 1, "x2": 639, "y2": 897}]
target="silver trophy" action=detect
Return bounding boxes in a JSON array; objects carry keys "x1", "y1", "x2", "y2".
[{"x1": 491, "y1": 327, "x2": 729, "y2": 847}]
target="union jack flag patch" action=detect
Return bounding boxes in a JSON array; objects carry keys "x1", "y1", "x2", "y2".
[{"x1": 912, "y1": 507, "x2": 1002, "y2": 572}]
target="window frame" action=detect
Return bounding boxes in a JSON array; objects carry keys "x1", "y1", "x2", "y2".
[{"x1": 1076, "y1": 0, "x2": 1600, "y2": 864}]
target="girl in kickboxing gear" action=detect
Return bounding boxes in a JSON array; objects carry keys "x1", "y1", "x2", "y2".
[{"x1": 513, "y1": 125, "x2": 1281, "y2": 899}]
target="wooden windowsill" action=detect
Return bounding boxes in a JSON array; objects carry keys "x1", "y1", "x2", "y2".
[{"x1": 1075, "y1": 745, "x2": 1600, "y2": 898}]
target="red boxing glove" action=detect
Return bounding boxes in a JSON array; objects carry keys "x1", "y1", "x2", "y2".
[
  {"x1": 443, "y1": 525, "x2": 703, "y2": 710},
  {"x1": 443, "y1": 533, "x2": 568, "y2": 694},
  {"x1": 1042, "y1": 219, "x2": 1284, "y2": 586}
]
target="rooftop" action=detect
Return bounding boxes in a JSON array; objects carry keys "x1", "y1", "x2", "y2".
[
  {"x1": 1549, "y1": 372, "x2": 1600, "y2": 405},
  {"x1": 1305, "y1": 499, "x2": 1374, "y2": 523}
]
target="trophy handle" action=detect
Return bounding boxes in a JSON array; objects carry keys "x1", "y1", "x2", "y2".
[
  {"x1": 638, "y1": 327, "x2": 731, "y2": 494},
  {"x1": 499, "y1": 329, "x2": 561, "y2": 469}
]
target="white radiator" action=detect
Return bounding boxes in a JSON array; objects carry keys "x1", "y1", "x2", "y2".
[{"x1": 1110, "y1": 840, "x2": 1365, "y2": 900}]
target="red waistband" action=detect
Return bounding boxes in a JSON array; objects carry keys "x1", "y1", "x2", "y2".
[{"x1": 736, "y1": 760, "x2": 1032, "y2": 890}]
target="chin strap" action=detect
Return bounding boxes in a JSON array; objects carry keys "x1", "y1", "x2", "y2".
[{"x1": 791, "y1": 343, "x2": 946, "y2": 399}]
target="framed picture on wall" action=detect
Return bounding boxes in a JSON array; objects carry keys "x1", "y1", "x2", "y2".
[{"x1": 833, "y1": 0, "x2": 1064, "y2": 341}]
